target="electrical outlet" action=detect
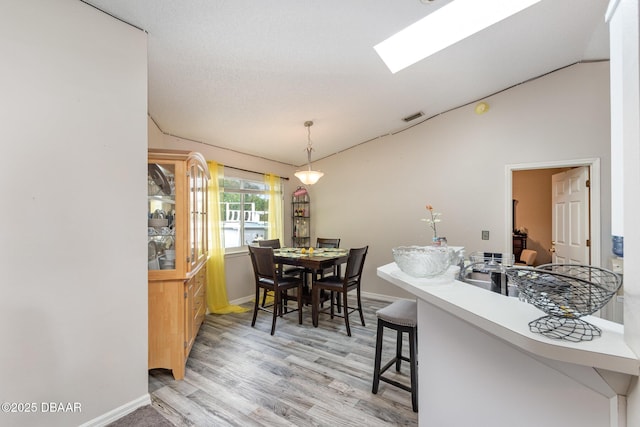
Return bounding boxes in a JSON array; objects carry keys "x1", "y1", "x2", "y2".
[{"x1": 482, "y1": 230, "x2": 489, "y2": 240}]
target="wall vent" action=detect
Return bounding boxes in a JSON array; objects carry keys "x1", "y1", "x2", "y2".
[{"x1": 402, "y1": 111, "x2": 424, "y2": 122}]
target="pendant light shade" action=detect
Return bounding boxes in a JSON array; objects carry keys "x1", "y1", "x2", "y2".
[
  {"x1": 294, "y1": 169, "x2": 324, "y2": 185},
  {"x1": 295, "y1": 121, "x2": 324, "y2": 185}
]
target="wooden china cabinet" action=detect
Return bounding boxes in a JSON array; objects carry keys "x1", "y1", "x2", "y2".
[{"x1": 147, "y1": 149, "x2": 209, "y2": 380}]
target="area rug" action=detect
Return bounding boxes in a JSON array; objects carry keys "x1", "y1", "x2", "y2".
[{"x1": 107, "y1": 405, "x2": 173, "y2": 427}]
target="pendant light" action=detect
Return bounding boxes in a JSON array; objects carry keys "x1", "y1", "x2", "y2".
[{"x1": 294, "y1": 120, "x2": 324, "y2": 185}]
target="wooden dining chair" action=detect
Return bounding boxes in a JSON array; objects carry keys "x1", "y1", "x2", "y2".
[
  {"x1": 315, "y1": 237, "x2": 341, "y2": 277},
  {"x1": 248, "y1": 246, "x2": 303, "y2": 335},
  {"x1": 257, "y1": 239, "x2": 305, "y2": 307},
  {"x1": 311, "y1": 246, "x2": 368, "y2": 336},
  {"x1": 315, "y1": 237, "x2": 342, "y2": 310}
]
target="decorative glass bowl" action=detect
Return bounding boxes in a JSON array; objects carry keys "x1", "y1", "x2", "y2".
[{"x1": 392, "y1": 245, "x2": 453, "y2": 278}]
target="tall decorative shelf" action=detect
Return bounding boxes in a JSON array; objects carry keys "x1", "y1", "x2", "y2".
[
  {"x1": 147, "y1": 149, "x2": 209, "y2": 380},
  {"x1": 291, "y1": 186, "x2": 310, "y2": 248}
]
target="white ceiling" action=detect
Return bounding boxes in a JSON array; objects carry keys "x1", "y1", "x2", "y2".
[{"x1": 83, "y1": 0, "x2": 610, "y2": 166}]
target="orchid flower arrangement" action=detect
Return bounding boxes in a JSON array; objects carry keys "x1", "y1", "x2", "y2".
[{"x1": 421, "y1": 204, "x2": 442, "y2": 240}]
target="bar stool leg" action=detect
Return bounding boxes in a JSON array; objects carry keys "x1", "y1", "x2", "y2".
[
  {"x1": 372, "y1": 319, "x2": 384, "y2": 394},
  {"x1": 409, "y1": 326, "x2": 418, "y2": 412},
  {"x1": 395, "y1": 329, "x2": 403, "y2": 371}
]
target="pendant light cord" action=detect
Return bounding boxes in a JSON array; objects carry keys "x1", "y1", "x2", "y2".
[{"x1": 305, "y1": 121, "x2": 314, "y2": 170}]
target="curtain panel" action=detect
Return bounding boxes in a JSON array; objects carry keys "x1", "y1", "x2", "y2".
[{"x1": 206, "y1": 161, "x2": 247, "y2": 314}]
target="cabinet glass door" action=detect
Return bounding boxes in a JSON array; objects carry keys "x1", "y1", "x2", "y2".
[
  {"x1": 148, "y1": 163, "x2": 176, "y2": 271},
  {"x1": 189, "y1": 161, "x2": 208, "y2": 270}
]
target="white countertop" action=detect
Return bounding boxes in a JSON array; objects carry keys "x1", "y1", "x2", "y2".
[{"x1": 378, "y1": 262, "x2": 639, "y2": 376}]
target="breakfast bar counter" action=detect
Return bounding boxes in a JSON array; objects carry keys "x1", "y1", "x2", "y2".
[{"x1": 377, "y1": 262, "x2": 639, "y2": 427}]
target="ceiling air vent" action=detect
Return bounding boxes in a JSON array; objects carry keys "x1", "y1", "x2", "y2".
[{"x1": 402, "y1": 111, "x2": 424, "y2": 122}]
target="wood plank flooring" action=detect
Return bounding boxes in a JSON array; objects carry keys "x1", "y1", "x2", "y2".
[{"x1": 148, "y1": 296, "x2": 418, "y2": 426}]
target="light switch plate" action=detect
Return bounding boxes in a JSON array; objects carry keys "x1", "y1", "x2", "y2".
[{"x1": 482, "y1": 230, "x2": 489, "y2": 240}]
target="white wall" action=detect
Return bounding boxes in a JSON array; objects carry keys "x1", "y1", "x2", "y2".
[
  {"x1": 0, "y1": 1, "x2": 149, "y2": 425},
  {"x1": 308, "y1": 62, "x2": 611, "y2": 299}
]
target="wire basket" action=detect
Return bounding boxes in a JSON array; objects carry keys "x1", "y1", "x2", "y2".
[{"x1": 505, "y1": 264, "x2": 622, "y2": 342}]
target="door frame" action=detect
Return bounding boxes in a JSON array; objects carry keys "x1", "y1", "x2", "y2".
[{"x1": 504, "y1": 158, "x2": 601, "y2": 268}]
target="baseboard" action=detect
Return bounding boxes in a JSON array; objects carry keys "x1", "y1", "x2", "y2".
[
  {"x1": 78, "y1": 394, "x2": 151, "y2": 427},
  {"x1": 229, "y1": 294, "x2": 254, "y2": 306},
  {"x1": 230, "y1": 291, "x2": 405, "y2": 307},
  {"x1": 361, "y1": 291, "x2": 406, "y2": 302}
]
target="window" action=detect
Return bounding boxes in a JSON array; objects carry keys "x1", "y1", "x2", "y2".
[{"x1": 220, "y1": 176, "x2": 273, "y2": 249}]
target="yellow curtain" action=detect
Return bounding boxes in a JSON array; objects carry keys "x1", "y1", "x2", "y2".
[
  {"x1": 266, "y1": 174, "x2": 284, "y2": 243},
  {"x1": 206, "y1": 161, "x2": 247, "y2": 314}
]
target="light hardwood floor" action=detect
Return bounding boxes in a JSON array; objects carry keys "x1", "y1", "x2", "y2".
[{"x1": 148, "y1": 296, "x2": 419, "y2": 426}]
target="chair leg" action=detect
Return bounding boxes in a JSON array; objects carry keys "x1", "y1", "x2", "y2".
[
  {"x1": 395, "y1": 330, "x2": 403, "y2": 371},
  {"x1": 409, "y1": 327, "x2": 418, "y2": 412},
  {"x1": 343, "y1": 291, "x2": 351, "y2": 336},
  {"x1": 312, "y1": 286, "x2": 319, "y2": 327},
  {"x1": 372, "y1": 319, "x2": 384, "y2": 394},
  {"x1": 330, "y1": 291, "x2": 335, "y2": 318},
  {"x1": 261, "y1": 289, "x2": 268, "y2": 307},
  {"x1": 333, "y1": 291, "x2": 342, "y2": 313},
  {"x1": 357, "y1": 286, "x2": 365, "y2": 326},
  {"x1": 251, "y1": 286, "x2": 260, "y2": 327},
  {"x1": 279, "y1": 290, "x2": 287, "y2": 317},
  {"x1": 297, "y1": 285, "x2": 303, "y2": 325},
  {"x1": 270, "y1": 288, "x2": 279, "y2": 335},
  {"x1": 282, "y1": 290, "x2": 288, "y2": 314}
]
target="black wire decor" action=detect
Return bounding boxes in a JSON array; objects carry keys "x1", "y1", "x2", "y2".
[{"x1": 505, "y1": 264, "x2": 622, "y2": 342}]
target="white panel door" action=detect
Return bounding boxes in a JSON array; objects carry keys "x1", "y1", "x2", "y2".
[{"x1": 551, "y1": 167, "x2": 590, "y2": 264}]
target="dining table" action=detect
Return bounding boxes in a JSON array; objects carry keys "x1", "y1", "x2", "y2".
[{"x1": 273, "y1": 247, "x2": 349, "y2": 307}]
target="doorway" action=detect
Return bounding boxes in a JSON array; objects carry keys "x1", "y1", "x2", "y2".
[{"x1": 504, "y1": 158, "x2": 601, "y2": 268}]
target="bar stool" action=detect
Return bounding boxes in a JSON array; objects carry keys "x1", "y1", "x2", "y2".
[{"x1": 372, "y1": 299, "x2": 418, "y2": 412}]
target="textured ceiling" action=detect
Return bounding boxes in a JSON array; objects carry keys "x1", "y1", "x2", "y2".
[{"x1": 83, "y1": 0, "x2": 610, "y2": 166}]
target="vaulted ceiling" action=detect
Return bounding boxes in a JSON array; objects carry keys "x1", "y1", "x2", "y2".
[{"x1": 83, "y1": 0, "x2": 610, "y2": 166}]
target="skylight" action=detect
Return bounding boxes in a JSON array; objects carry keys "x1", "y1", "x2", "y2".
[{"x1": 374, "y1": 0, "x2": 541, "y2": 73}]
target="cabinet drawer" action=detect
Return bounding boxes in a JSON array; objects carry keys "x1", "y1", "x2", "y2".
[
  {"x1": 193, "y1": 297, "x2": 205, "y2": 329},
  {"x1": 193, "y1": 286, "x2": 204, "y2": 313},
  {"x1": 192, "y1": 266, "x2": 206, "y2": 328}
]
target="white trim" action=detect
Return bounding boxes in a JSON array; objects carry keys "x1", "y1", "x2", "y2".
[
  {"x1": 225, "y1": 249, "x2": 249, "y2": 258},
  {"x1": 361, "y1": 291, "x2": 406, "y2": 303},
  {"x1": 605, "y1": 0, "x2": 622, "y2": 23},
  {"x1": 79, "y1": 394, "x2": 151, "y2": 427},
  {"x1": 229, "y1": 294, "x2": 254, "y2": 305},
  {"x1": 504, "y1": 158, "x2": 601, "y2": 267}
]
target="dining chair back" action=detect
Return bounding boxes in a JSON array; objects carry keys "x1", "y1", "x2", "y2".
[
  {"x1": 312, "y1": 245, "x2": 368, "y2": 336},
  {"x1": 316, "y1": 238, "x2": 340, "y2": 248},
  {"x1": 248, "y1": 246, "x2": 303, "y2": 335},
  {"x1": 258, "y1": 239, "x2": 281, "y2": 249}
]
